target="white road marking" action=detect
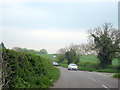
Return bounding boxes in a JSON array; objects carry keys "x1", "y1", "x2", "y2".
[
  {"x1": 88, "y1": 77, "x2": 96, "y2": 82},
  {"x1": 102, "y1": 85, "x2": 110, "y2": 90},
  {"x1": 93, "y1": 72, "x2": 112, "y2": 78}
]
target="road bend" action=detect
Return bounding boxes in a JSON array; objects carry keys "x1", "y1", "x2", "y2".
[{"x1": 52, "y1": 67, "x2": 119, "y2": 89}]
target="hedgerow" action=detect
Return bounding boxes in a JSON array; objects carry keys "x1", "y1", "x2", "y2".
[{"x1": 2, "y1": 49, "x2": 60, "y2": 88}]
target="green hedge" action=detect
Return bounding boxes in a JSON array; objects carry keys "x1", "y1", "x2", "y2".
[{"x1": 2, "y1": 49, "x2": 60, "y2": 88}]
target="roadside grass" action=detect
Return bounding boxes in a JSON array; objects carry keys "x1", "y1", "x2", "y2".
[
  {"x1": 43, "y1": 54, "x2": 119, "y2": 78},
  {"x1": 50, "y1": 67, "x2": 60, "y2": 83},
  {"x1": 59, "y1": 63, "x2": 119, "y2": 73},
  {"x1": 96, "y1": 69, "x2": 119, "y2": 73},
  {"x1": 59, "y1": 63, "x2": 68, "y2": 68},
  {"x1": 113, "y1": 73, "x2": 120, "y2": 79},
  {"x1": 79, "y1": 55, "x2": 119, "y2": 72},
  {"x1": 59, "y1": 63, "x2": 97, "y2": 72},
  {"x1": 78, "y1": 67, "x2": 96, "y2": 72},
  {"x1": 59, "y1": 55, "x2": 119, "y2": 73}
]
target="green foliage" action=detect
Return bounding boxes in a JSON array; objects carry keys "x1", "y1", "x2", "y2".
[
  {"x1": 78, "y1": 61, "x2": 98, "y2": 69},
  {"x1": 65, "y1": 49, "x2": 75, "y2": 64},
  {"x1": 89, "y1": 23, "x2": 120, "y2": 69},
  {"x1": 59, "y1": 63, "x2": 68, "y2": 68},
  {"x1": 40, "y1": 54, "x2": 57, "y2": 61},
  {"x1": 65, "y1": 48, "x2": 80, "y2": 64},
  {"x1": 112, "y1": 58, "x2": 119, "y2": 66},
  {"x1": 0, "y1": 42, "x2": 6, "y2": 49},
  {"x1": 80, "y1": 55, "x2": 99, "y2": 63},
  {"x1": 74, "y1": 55, "x2": 80, "y2": 64},
  {"x1": 2, "y1": 49, "x2": 60, "y2": 88},
  {"x1": 39, "y1": 49, "x2": 48, "y2": 54},
  {"x1": 113, "y1": 73, "x2": 120, "y2": 78},
  {"x1": 52, "y1": 59, "x2": 59, "y2": 62},
  {"x1": 78, "y1": 55, "x2": 119, "y2": 72},
  {"x1": 57, "y1": 54, "x2": 65, "y2": 63},
  {"x1": 62, "y1": 59, "x2": 68, "y2": 64},
  {"x1": 77, "y1": 55, "x2": 99, "y2": 70},
  {"x1": 13, "y1": 47, "x2": 48, "y2": 54},
  {"x1": 60, "y1": 55, "x2": 119, "y2": 73},
  {"x1": 78, "y1": 67, "x2": 96, "y2": 72}
]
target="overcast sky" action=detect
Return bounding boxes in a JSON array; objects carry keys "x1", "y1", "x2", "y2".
[{"x1": 0, "y1": 0, "x2": 118, "y2": 54}]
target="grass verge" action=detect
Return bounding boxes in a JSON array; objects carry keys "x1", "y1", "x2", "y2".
[
  {"x1": 59, "y1": 63, "x2": 119, "y2": 73},
  {"x1": 96, "y1": 69, "x2": 119, "y2": 73},
  {"x1": 59, "y1": 63, "x2": 68, "y2": 68},
  {"x1": 113, "y1": 73, "x2": 120, "y2": 79}
]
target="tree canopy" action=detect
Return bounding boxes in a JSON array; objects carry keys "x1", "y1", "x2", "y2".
[
  {"x1": 0, "y1": 42, "x2": 6, "y2": 49},
  {"x1": 65, "y1": 48, "x2": 79, "y2": 64},
  {"x1": 12, "y1": 47, "x2": 48, "y2": 54},
  {"x1": 88, "y1": 23, "x2": 120, "y2": 68}
]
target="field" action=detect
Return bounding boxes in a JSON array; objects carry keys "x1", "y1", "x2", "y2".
[
  {"x1": 43, "y1": 54, "x2": 119, "y2": 73},
  {"x1": 39, "y1": 54, "x2": 57, "y2": 61},
  {"x1": 80, "y1": 55, "x2": 99, "y2": 63},
  {"x1": 80, "y1": 55, "x2": 118, "y2": 66},
  {"x1": 39, "y1": 54, "x2": 119, "y2": 67}
]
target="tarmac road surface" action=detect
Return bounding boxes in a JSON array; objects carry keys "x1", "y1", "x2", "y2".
[{"x1": 52, "y1": 67, "x2": 119, "y2": 89}]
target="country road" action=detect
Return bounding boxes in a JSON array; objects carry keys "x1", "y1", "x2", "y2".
[{"x1": 52, "y1": 67, "x2": 119, "y2": 89}]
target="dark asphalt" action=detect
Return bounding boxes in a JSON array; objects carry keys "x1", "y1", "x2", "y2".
[{"x1": 52, "y1": 67, "x2": 119, "y2": 89}]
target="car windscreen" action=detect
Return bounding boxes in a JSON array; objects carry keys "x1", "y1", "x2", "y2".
[
  {"x1": 69, "y1": 64, "x2": 76, "y2": 66},
  {"x1": 72, "y1": 65, "x2": 76, "y2": 66}
]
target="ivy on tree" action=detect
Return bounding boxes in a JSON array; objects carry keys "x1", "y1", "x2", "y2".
[{"x1": 88, "y1": 23, "x2": 120, "y2": 69}]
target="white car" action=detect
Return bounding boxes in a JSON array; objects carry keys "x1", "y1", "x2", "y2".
[
  {"x1": 68, "y1": 64, "x2": 78, "y2": 70},
  {"x1": 53, "y1": 62, "x2": 58, "y2": 66}
]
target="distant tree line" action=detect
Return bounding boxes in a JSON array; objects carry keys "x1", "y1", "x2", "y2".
[
  {"x1": 0, "y1": 43, "x2": 48, "y2": 55},
  {"x1": 57, "y1": 43, "x2": 96, "y2": 55},
  {"x1": 56, "y1": 41, "x2": 96, "y2": 65},
  {"x1": 12, "y1": 47, "x2": 48, "y2": 54}
]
